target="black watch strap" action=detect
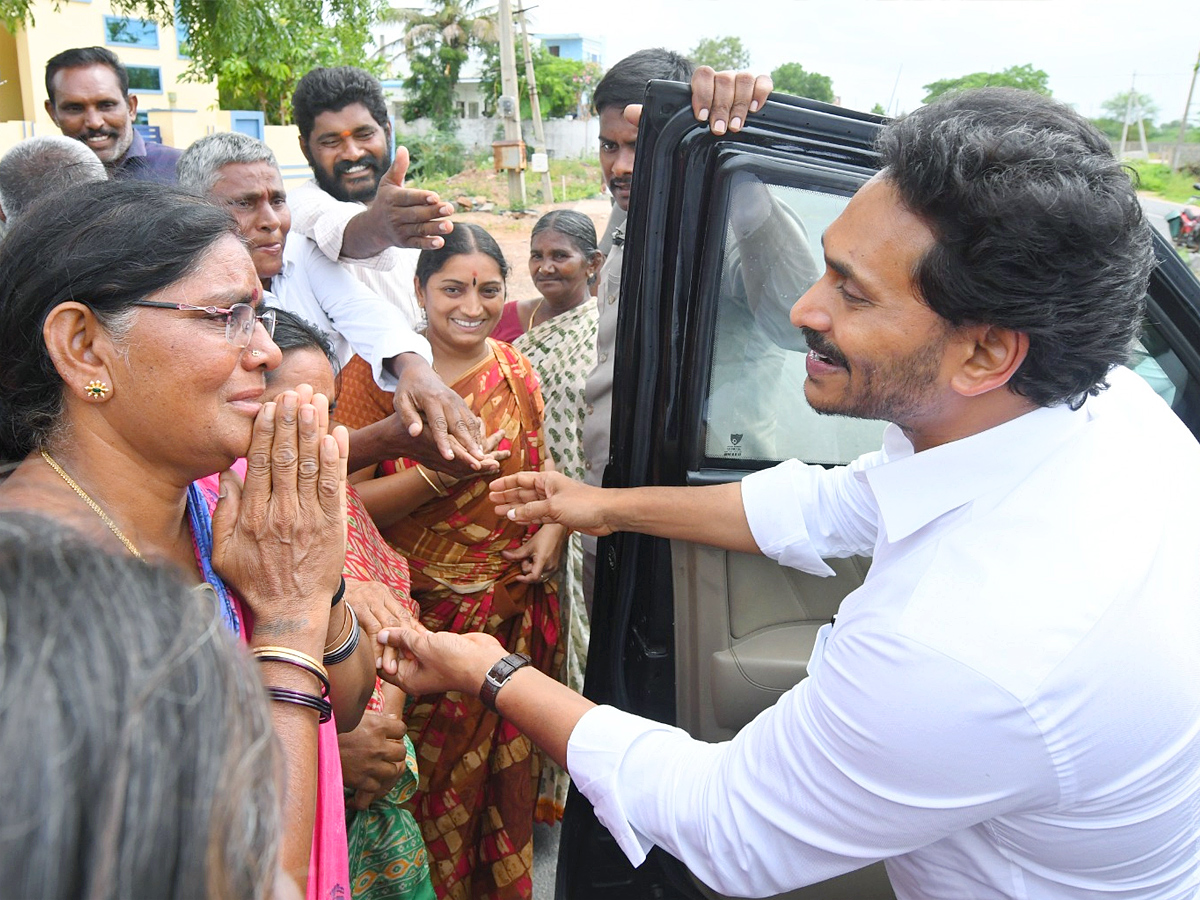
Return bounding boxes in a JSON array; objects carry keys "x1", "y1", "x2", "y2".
[{"x1": 479, "y1": 652, "x2": 532, "y2": 712}]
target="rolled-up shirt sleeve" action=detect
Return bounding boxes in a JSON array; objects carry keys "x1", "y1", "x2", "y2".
[
  {"x1": 566, "y1": 632, "x2": 1056, "y2": 897},
  {"x1": 297, "y1": 241, "x2": 430, "y2": 390},
  {"x1": 741, "y1": 455, "x2": 883, "y2": 574},
  {"x1": 288, "y1": 181, "x2": 397, "y2": 272}
]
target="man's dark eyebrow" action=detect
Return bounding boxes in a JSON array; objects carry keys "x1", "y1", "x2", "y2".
[{"x1": 819, "y1": 232, "x2": 856, "y2": 282}]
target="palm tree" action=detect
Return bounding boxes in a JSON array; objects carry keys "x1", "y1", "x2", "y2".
[{"x1": 378, "y1": 0, "x2": 498, "y2": 124}]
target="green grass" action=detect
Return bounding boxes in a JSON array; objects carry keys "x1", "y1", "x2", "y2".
[{"x1": 1125, "y1": 159, "x2": 1200, "y2": 203}]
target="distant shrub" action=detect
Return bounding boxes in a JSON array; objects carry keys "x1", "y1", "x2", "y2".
[{"x1": 395, "y1": 126, "x2": 466, "y2": 180}]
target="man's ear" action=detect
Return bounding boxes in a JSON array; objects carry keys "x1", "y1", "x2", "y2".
[
  {"x1": 298, "y1": 133, "x2": 313, "y2": 165},
  {"x1": 950, "y1": 325, "x2": 1029, "y2": 398},
  {"x1": 127, "y1": 93, "x2": 138, "y2": 118},
  {"x1": 42, "y1": 302, "x2": 121, "y2": 402},
  {"x1": 44, "y1": 98, "x2": 59, "y2": 125}
]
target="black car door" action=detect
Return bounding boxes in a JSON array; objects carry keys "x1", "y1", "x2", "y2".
[{"x1": 557, "y1": 80, "x2": 1200, "y2": 900}]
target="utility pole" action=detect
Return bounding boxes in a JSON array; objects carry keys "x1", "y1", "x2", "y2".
[
  {"x1": 1172, "y1": 44, "x2": 1200, "y2": 171},
  {"x1": 517, "y1": 4, "x2": 555, "y2": 204},
  {"x1": 1118, "y1": 73, "x2": 1149, "y2": 159},
  {"x1": 496, "y1": 0, "x2": 526, "y2": 208}
]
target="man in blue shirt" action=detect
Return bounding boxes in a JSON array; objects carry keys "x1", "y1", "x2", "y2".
[{"x1": 44, "y1": 46, "x2": 181, "y2": 184}]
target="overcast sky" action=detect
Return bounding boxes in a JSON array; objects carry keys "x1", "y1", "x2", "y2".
[{"x1": 513, "y1": 0, "x2": 1200, "y2": 122}]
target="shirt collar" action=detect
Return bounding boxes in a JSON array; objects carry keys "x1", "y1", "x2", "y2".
[
  {"x1": 861, "y1": 398, "x2": 1091, "y2": 543},
  {"x1": 120, "y1": 129, "x2": 148, "y2": 164}
]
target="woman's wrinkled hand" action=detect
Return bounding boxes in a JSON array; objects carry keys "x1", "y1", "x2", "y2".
[
  {"x1": 212, "y1": 386, "x2": 350, "y2": 641},
  {"x1": 435, "y1": 430, "x2": 510, "y2": 492},
  {"x1": 347, "y1": 579, "x2": 412, "y2": 676},
  {"x1": 504, "y1": 523, "x2": 567, "y2": 584},
  {"x1": 338, "y1": 711, "x2": 409, "y2": 811}
]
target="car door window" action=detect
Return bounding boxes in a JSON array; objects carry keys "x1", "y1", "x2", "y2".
[{"x1": 704, "y1": 177, "x2": 887, "y2": 466}]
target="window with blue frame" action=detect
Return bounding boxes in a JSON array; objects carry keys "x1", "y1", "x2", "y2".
[
  {"x1": 126, "y1": 65, "x2": 163, "y2": 93},
  {"x1": 104, "y1": 16, "x2": 159, "y2": 49}
]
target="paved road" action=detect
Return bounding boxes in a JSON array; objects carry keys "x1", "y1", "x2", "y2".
[{"x1": 533, "y1": 822, "x2": 560, "y2": 900}]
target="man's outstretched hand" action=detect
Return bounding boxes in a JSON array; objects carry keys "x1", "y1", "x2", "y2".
[
  {"x1": 358, "y1": 146, "x2": 455, "y2": 253},
  {"x1": 390, "y1": 353, "x2": 488, "y2": 465},
  {"x1": 489, "y1": 471, "x2": 616, "y2": 536}
]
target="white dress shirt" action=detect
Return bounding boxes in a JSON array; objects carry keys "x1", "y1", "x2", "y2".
[
  {"x1": 286, "y1": 179, "x2": 423, "y2": 328},
  {"x1": 265, "y1": 234, "x2": 430, "y2": 391},
  {"x1": 567, "y1": 367, "x2": 1200, "y2": 899}
]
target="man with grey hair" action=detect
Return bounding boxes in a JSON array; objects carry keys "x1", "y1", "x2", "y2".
[
  {"x1": 178, "y1": 130, "x2": 425, "y2": 390},
  {"x1": 178, "y1": 132, "x2": 484, "y2": 475},
  {"x1": 0, "y1": 134, "x2": 107, "y2": 224}
]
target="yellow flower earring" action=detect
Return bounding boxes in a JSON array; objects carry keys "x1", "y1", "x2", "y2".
[{"x1": 85, "y1": 380, "x2": 110, "y2": 400}]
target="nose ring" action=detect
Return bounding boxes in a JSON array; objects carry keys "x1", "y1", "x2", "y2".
[{"x1": 249, "y1": 349, "x2": 263, "y2": 358}]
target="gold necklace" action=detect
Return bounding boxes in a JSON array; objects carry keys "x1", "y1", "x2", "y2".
[
  {"x1": 40, "y1": 450, "x2": 143, "y2": 559},
  {"x1": 526, "y1": 296, "x2": 545, "y2": 331}
]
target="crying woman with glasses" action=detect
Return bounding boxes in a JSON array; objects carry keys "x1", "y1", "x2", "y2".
[{"x1": 0, "y1": 180, "x2": 369, "y2": 899}]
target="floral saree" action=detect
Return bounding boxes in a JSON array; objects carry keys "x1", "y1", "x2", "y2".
[{"x1": 336, "y1": 340, "x2": 562, "y2": 900}]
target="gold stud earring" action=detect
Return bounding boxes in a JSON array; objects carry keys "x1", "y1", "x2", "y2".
[{"x1": 85, "y1": 380, "x2": 110, "y2": 400}]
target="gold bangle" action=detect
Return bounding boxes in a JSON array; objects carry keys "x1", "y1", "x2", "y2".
[
  {"x1": 323, "y1": 603, "x2": 354, "y2": 655},
  {"x1": 251, "y1": 645, "x2": 330, "y2": 697},
  {"x1": 415, "y1": 464, "x2": 446, "y2": 497}
]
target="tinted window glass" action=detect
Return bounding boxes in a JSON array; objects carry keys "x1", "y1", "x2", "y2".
[
  {"x1": 126, "y1": 65, "x2": 163, "y2": 92},
  {"x1": 1133, "y1": 318, "x2": 1195, "y2": 413},
  {"x1": 704, "y1": 179, "x2": 887, "y2": 466},
  {"x1": 104, "y1": 16, "x2": 158, "y2": 48}
]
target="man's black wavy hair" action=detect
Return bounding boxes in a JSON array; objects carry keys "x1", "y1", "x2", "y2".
[
  {"x1": 879, "y1": 87, "x2": 1155, "y2": 407},
  {"x1": 291, "y1": 67, "x2": 389, "y2": 141}
]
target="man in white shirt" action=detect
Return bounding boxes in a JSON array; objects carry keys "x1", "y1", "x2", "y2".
[
  {"x1": 178, "y1": 132, "x2": 488, "y2": 474},
  {"x1": 286, "y1": 67, "x2": 454, "y2": 328},
  {"x1": 375, "y1": 89, "x2": 1200, "y2": 899}
]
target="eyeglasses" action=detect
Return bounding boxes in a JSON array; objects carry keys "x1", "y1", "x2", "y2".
[{"x1": 130, "y1": 301, "x2": 277, "y2": 349}]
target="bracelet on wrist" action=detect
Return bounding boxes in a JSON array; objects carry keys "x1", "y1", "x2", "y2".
[
  {"x1": 252, "y1": 645, "x2": 330, "y2": 697},
  {"x1": 414, "y1": 465, "x2": 447, "y2": 497},
  {"x1": 324, "y1": 602, "x2": 354, "y2": 654},
  {"x1": 324, "y1": 602, "x2": 361, "y2": 666},
  {"x1": 265, "y1": 685, "x2": 333, "y2": 723},
  {"x1": 330, "y1": 575, "x2": 347, "y2": 608}
]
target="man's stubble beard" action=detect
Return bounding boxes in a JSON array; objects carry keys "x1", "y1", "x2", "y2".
[{"x1": 312, "y1": 144, "x2": 393, "y2": 203}]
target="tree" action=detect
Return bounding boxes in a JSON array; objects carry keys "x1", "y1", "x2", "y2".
[
  {"x1": 380, "y1": 0, "x2": 497, "y2": 127},
  {"x1": 770, "y1": 62, "x2": 834, "y2": 103},
  {"x1": 181, "y1": 0, "x2": 387, "y2": 124},
  {"x1": 1101, "y1": 89, "x2": 1159, "y2": 125},
  {"x1": 689, "y1": 35, "x2": 749, "y2": 71},
  {"x1": 922, "y1": 63, "x2": 1050, "y2": 104},
  {"x1": 478, "y1": 41, "x2": 600, "y2": 119},
  {"x1": 2, "y1": 0, "x2": 388, "y2": 125}
]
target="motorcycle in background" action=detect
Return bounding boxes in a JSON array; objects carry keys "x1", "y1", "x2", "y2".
[{"x1": 1166, "y1": 184, "x2": 1200, "y2": 251}]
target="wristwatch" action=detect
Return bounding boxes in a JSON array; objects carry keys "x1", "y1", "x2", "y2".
[{"x1": 479, "y1": 652, "x2": 532, "y2": 712}]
